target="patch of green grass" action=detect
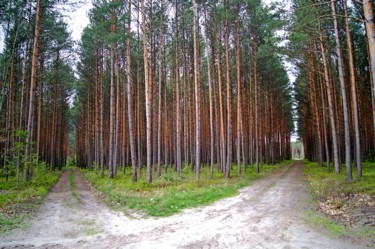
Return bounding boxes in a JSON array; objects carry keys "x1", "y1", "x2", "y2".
[
  {"x1": 303, "y1": 160, "x2": 375, "y2": 244},
  {"x1": 69, "y1": 170, "x2": 79, "y2": 202},
  {"x1": 69, "y1": 170, "x2": 76, "y2": 190},
  {"x1": 82, "y1": 162, "x2": 287, "y2": 217},
  {"x1": 0, "y1": 166, "x2": 62, "y2": 232},
  {"x1": 0, "y1": 214, "x2": 25, "y2": 232},
  {"x1": 305, "y1": 211, "x2": 346, "y2": 235},
  {"x1": 303, "y1": 160, "x2": 375, "y2": 197},
  {"x1": 306, "y1": 211, "x2": 375, "y2": 240},
  {"x1": 80, "y1": 219, "x2": 102, "y2": 236}
]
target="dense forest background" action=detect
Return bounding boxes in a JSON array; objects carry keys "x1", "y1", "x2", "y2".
[{"x1": 0, "y1": 0, "x2": 374, "y2": 184}]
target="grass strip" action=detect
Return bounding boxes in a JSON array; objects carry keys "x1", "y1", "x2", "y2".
[
  {"x1": 0, "y1": 165, "x2": 61, "y2": 232},
  {"x1": 306, "y1": 211, "x2": 375, "y2": 240},
  {"x1": 303, "y1": 160, "x2": 375, "y2": 197},
  {"x1": 82, "y1": 161, "x2": 290, "y2": 217},
  {"x1": 69, "y1": 170, "x2": 79, "y2": 202},
  {"x1": 303, "y1": 160, "x2": 375, "y2": 242}
]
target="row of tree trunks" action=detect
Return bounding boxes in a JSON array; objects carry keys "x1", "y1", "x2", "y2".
[
  {"x1": 295, "y1": 0, "x2": 374, "y2": 179},
  {"x1": 73, "y1": 0, "x2": 294, "y2": 183}
]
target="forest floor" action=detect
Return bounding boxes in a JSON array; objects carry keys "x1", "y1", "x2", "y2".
[{"x1": 0, "y1": 161, "x2": 371, "y2": 249}]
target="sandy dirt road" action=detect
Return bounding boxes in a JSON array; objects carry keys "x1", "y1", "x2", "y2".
[{"x1": 0, "y1": 162, "x2": 368, "y2": 249}]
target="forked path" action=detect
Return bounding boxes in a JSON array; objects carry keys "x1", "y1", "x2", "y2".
[{"x1": 0, "y1": 162, "x2": 367, "y2": 249}]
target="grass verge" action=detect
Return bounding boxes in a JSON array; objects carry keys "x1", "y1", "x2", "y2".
[
  {"x1": 306, "y1": 211, "x2": 375, "y2": 241},
  {"x1": 304, "y1": 160, "x2": 375, "y2": 197},
  {"x1": 303, "y1": 160, "x2": 375, "y2": 244},
  {"x1": 0, "y1": 166, "x2": 61, "y2": 233},
  {"x1": 80, "y1": 219, "x2": 102, "y2": 236},
  {"x1": 69, "y1": 169, "x2": 79, "y2": 202},
  {"x1": 305, "y1": 211, "x2": 347, "y2": 236},
  {"x1": 82, "y1": 162, "x2": 288, "y2": 217}
]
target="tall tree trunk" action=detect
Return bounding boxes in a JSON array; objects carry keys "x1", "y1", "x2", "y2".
[
  {"x1": 114, "y1": 46, "x2": 120, "y2": 176},
  {"x1": 318, "y1": 20, "x2": 340, "y2": 173},
  {"x1": 136, "y1": 3, "x2": 142, "y2": 173},
  {"x1": 127, "y1": 0, "x2": 137, "y2": 182},
  {"x1": 175, "y1": 0, "x2": 182, "y2": 176},
  {"x1": 216, "y1": 32, "x2": 226, "y2": 173},
  {"x1": 235, "y1": 5, "x2": 242, "y2": 176},
  {"x1": 108, "y1": 9, "x2": 116, "y2": 178},
  {"x1": 36, "y1": 44, "x2": 44, "y2": 162},
  {"x1": 314, "y1": 41, "x2": 330, "y2": 169},
  {"x1": 19, "y1": 1, "x2": 32, "y2": 131},
  {"x1": 4, "y1": 29, "x2": 17, "y2": 181},
  {"x1": 331, "y1": 1, "x2": 352, "y2": 181},
  {"x1": 50, "y1": 52, "x2": 59, "y2": 171},
  {"x1": 100, "y1": 47, "x2": 105, "y2": 176},
  {"x1": 182, "y1": 21, "x2": 189, "y2": 168},
  {"x1": 17, "y1": 3, "x2": 31, "y2": 185},
  {"x1": 253, "y1": 40, "x2": 259, "y2": 174},
  {"x1": 203, "y1": 3, "x2": 214, "y2": 178},
  {"x1": 142, "y1": 0, "x2": 152, "y2": 183},
  {"x1": 344, "y1": 0, "x2": 361, "y2": 177},
  {"x1": 149, "y1": 2, "x2": 156, "y2": 169},
  {"x1": 308, "y1": 41, "x2": 323, "y2": 167},
  {"x1": 363, "y1": 1, "x2": 375, "y2": 132},
  {"x1": 193, "y1": 0, "x2": 200, "y2": 179},
  {"x1": 95, "y1": 46, "x2": 100, "y2": 167},
  {"x1": 157, "y1": 1, "x2": 164, "y2": 179},
  {"x1": 225, "y1": 0, "x2": 232, "y2": 178},
  {"x1": 25, "y1": 0, "x2": 42, "y2": 181}
]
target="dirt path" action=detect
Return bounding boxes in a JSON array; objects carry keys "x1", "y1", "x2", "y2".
[{"x1": 0, "y1": 162, "x2": 368, "y2": 249}]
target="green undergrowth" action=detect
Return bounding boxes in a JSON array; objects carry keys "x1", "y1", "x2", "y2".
[
  {"x1": 69, "y1": 169, "x2": 76, "y2": 191},
  {"x1": 82, "y1": 162, "x2": 287, "y2": 217},
  {"x1": 306, "y1": 211, "x2": 375, "y2": 242},
  {"x1": 306, "y1": 211, "x2": 374, "y2": 239},
  {"x1": 0, "y1": 165, "x2": 61, "y2": 232},
  {"x1": 303, "y1": 160, "x2": 375, "y2": 197},
  {"x1": 305, "y1": 211, "x2": 346, "y2": 236},
  {"x1": 303, "y1": 160, "x2": 375, "y2": 243},
  {"x1": 69, "y1": 169, "x2": 79, "y2": 202}
]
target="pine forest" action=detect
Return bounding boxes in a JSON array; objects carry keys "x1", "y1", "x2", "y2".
[{"x1": 0, "y1": 0, "x2": 375, "y2": 247}]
